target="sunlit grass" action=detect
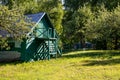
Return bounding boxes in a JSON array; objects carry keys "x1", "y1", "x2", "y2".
[{"x1": 0, "y1": 50, "x2": 120, "y2": 80}]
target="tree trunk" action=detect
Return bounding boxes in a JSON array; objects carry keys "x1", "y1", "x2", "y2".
[
  {"x1": 114, "y1": 35, "x2": 118, "y2": 50},
  {"x1": 103, "y1": 39, "x2": 107, "y2": 50}
]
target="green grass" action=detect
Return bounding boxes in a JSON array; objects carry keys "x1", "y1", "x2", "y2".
[{"x1": 0, "y1": 50, "x2": 120, "y2": 80}]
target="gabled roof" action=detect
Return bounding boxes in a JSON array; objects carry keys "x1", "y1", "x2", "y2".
[
  {"x1": 26, "y1": 12, "x2": 45, "y2": 23},
  {"x1": 0, "y1": 27, "x2": 13, "y2": 37},
  {"x1": 26, "y1": 12, "x2": 53, "y2": 28},
  {"x1": 26, "y1": 12, "x2": 54, "y2": 37},
  {"x1": 0, "y1": 28, "x2": 9, "y2": 37}
]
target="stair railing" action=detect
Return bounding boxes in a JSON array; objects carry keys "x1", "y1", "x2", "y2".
[{"x1": 52, "y1": 29, "x2": 62, "y2": 55}]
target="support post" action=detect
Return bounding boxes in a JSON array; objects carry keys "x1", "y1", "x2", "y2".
[
  {"x1": 55, "y1": 40, "x2": 57, "y2": 59},
  {"x1": 48, "y1": 40, "x2": 50, "y2": 60},
  {"x1": 48, "y1": 28, "x2": 49, "y2": 38},
  {"x1": 53, "y1": 29, "x2": 55, "y2": 38}
]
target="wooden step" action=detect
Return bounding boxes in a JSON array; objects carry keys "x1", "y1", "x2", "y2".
[
  {"x1": 36, "y1": 38, "x2": 57, "y2": 40},
  {"x1": 49, "y1": 52, "x2": 57, "y2": 55}
]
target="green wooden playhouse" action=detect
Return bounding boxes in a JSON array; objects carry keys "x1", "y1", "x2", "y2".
[
  {"x1": 0, "y1": 12, "x2": 62, "y2": 61},
  {"x1": 20, "y1": 12, "x2": 62, "y2": 61}
]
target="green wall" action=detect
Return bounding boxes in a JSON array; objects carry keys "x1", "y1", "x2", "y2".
[{"x1": 36, "y1": 17, "x2": 53, "y2": 38}]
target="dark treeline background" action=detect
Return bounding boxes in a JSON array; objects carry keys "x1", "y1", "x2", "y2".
[
  {"x1": 63, "y1": 0, "x2": 120, "y2": 50},
  {"x1": 0, "y1": 0, "x2": 120, "y2": 50}
]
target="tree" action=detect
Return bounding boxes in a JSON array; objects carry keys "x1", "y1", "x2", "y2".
[
  {"x1": 0, "y1": 5, "x2": 32, "y2": 50},
  {"x1": 73, "y1": 5, "x2": 93, "y2": 47},
  {"x1": 62, "y1": 4, "x2": 93, "y2": 48},
  {"x1": 64, "y1": 0, "x2": 120, "y2": 11},
  {"x1": 85, "y1": 5, "x2": 120, "y2": 49},
  {"x1": 63, "y1": 0, "x2": 120, "y2": 50},
  {"x1": 106, "y1": 6, "x2": 120, "y2": 49}
]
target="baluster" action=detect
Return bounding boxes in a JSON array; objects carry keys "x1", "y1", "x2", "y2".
[{"x1": 54, "y1": 29, "x2": 55, "y2": 38}]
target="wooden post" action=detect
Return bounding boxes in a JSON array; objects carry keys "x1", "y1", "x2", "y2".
[
  {"x1": 55, "y1": 40, "x2": 57, "y2": 59},
  {"x1": 48, "y1": 28, "x2": 49, "y2": 38},
  {"x1": 48, "y1": 40, "x2": 50, "y2": 60},
  {"x1": 53, "y1": 29, "x2": 55, "y2": 38}
]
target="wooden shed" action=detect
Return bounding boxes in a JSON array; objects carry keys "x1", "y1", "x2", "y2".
[{"x1": 0, "y1": 12, "x2": 62, "y2": 61}]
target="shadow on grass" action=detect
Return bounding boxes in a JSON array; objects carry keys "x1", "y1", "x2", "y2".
[
  {"x1": 82, "y1": 58, "x2": 120, "y2": 66},
  {"x1": 62, "y1": 51, "x2": 120, "y2": 59},
  {"x1": 62, "y1": 50, "x2": 120, "y2": 66},
  {"x1": 0, "y1": 60, "x2": 24, "y2": 66}
]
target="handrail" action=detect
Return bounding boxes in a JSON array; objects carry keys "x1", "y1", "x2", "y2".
[
  {"x1": 27, "y1": 25, "x2": 59, "y2": 39},
  {"x1": 34, "y1": 27, "x2": 59, "y2": 39}
]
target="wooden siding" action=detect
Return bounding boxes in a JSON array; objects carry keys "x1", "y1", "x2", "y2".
[{"x1": 35, "y1": 17, "x2": 53, "y2": 39}]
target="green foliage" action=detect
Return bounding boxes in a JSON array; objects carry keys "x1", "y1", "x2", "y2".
[
  {"x1": 86, "y1": 5, "x2": 120, "y2": 49},
  {"x1": 0, "y1": 38, "x2": 10, "y2": 50},
  {"x1": 72, "y1": 5, "x2": 93, "y2": 40},
  {"x1": 17, "y1": 0, "x2": 39, "y2": 14},
  {"x1": 64, "y1": 0, "x2": 120, "y2": 11},
  {"x1": 0, "y1": 5, "x2": 31, "y2": 37},
  {"x1": 0, "y1": 5, "x2": 32, "y2": 50},
  {"x1": 63, "y1": 0, "x2": 120, "y2": 50},
  {"x1": 62, "y1": 5, "x2": 93, "y2": 48}
]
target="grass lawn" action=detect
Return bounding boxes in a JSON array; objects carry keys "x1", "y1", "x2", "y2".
[{"x1": 0, "y1": 50, "x2": 120, "y2": 80}]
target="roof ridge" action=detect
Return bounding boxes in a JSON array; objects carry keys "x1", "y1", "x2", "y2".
[{"x1": 26, "y1": 12, "x2": 46, "y2": 37}]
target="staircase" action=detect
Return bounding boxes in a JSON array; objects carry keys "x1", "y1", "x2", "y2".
[
  {"x1": 33, "y1": 38, "x2": 61, "y2": 60},
  {"x1": 34, "y1": 40, "x2": 49, "y2": 60}
]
